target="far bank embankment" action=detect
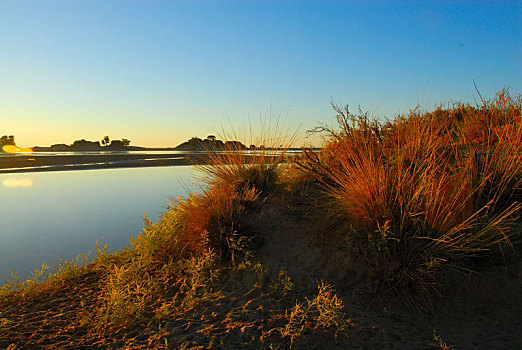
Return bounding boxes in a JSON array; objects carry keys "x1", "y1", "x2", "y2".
[
  {"x1": 0, "y1": 152, "x2": 202, "y2": 173},
  {"x1": 0, "y1": 151, "x2": 297, "y2": 174}
]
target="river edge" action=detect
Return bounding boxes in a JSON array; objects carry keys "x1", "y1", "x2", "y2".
[
  {"x1": 0, "y1": 150, "x2": 304, "y2": 174},
  {"x1": 0, "y1": 152, "x2": 199, "y2": 174}
]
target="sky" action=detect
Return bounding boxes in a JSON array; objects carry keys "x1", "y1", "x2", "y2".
[{"x1": 1, "y1": 1, "x2": 521, "y2": 148}]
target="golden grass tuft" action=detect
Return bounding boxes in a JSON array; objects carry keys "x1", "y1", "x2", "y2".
[
  {"x1": 196, "y1": 114, "x2": 299, "y2": 197},
  {"x1": 302, "y1": 90, "x2": 522, "y2": 306}
]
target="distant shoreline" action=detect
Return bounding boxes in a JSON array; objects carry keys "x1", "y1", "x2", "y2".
[
  {"x1": 0, "y1": 149, "x2": 308, "y2": 174},
  {"x1": 1, "y1": 134, "x2": 313, "y2": 174},
  {"x1": 0, "y1": 152, "x2": 199, "y2": 174}
]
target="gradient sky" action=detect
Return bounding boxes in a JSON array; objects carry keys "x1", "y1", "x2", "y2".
[{"x1": 1, "y1": 1, "x2": 521, "y2": 148}]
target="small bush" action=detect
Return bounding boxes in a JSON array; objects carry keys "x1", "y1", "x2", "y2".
[{"x1": 276, "y1": 281, "x2": 353, "y2": 346}]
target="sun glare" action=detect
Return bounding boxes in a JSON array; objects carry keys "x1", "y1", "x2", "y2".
[{"x1": 2, "y1": 145, "x2": 33, "y2": 154}]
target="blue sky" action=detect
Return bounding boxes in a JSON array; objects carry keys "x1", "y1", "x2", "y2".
[{"x1": 1, "y1": 1, "x2": 520, "y2": 147}]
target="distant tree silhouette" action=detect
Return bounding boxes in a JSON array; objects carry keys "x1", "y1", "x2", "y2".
[
  {"x1": 0, "y1": 135, "x2": 15, "y2": 146},
  {"x1": 101, "y1": 136, "x2": 110, "y2": 147},
  {"x1": 187, "y1": 137, "x2": 202, "y2": 147},
  {"x1": 121, "y1": 138, "x2": 131, "y2": 146},
  {"x1": 71, "y1": 139, "x2": 101, "y2": 150},
  {"x1": 175, "y1": 136, "x2": 250, "y2": 150}
]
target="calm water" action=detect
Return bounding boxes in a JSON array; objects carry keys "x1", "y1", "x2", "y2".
[{"x1": 0, "y1": 166, "x2": 200, "y2": 280}]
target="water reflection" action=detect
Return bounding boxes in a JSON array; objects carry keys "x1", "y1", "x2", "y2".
[
  {"x1": 0, "y1": 166, "x2": 199, "y2": 280},
  {"x1": 3, "y1": 178, "x2": 34, "y2": 187}
]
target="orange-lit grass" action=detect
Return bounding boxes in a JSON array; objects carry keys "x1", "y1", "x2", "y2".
[
  {"x1": 173, "y1": 185, "x2": 261, "y2": 261},
  {"x1": 178, "y1": 116, "x2": 300, "y2": 261},
  {"x1": 311, "y1": 91, "x2": 522, "y2": 306}
]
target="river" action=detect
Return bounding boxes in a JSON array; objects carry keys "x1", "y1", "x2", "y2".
[{"x1": 0, "y1": 165, "x2": 199, "y2": 280}]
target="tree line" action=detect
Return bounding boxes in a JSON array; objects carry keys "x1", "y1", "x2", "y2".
[{"x1": 1, "y1": 135, "x2": 132, "y2": 152}]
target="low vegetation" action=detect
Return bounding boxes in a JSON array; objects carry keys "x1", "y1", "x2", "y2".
[{"x1": 1, "y1": 90, "x2": 521, "y2": 349}]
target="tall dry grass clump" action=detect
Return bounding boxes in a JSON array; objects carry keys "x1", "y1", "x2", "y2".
[
  {"x1": 307, "y1": 90, "x2": 522, "y2": 306},
  {"x1": 182, "y1": 116, "x2": 298, "y2": 260},
  {"x1": 197, "y1": 116, "x2": 298, "y2": 198},
  {"x1": 171, "y1": 185, "x2": 260, "y2": 261}
]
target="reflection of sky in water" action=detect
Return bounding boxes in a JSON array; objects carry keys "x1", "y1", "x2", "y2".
[
  {"x1": 0, "y1": 166, "x2": 199, "y2": 280},
  {"x1": 3, "y1": 178, "x2": 34, "y2": 187}
]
